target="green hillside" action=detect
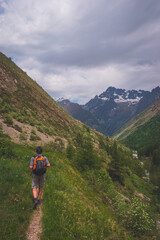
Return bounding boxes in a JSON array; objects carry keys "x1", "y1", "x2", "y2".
[
  {"x1": 113, "y1": 98, "x2": 160, "y2": 143},
  {"x1": 0, "y1": 52, "x2": 159, "y2": 239},
  {"x1": 120, "y1": 112, "x2": 160, "y2": 150},
  {"x1": 120, "y1": 111, "x2": 160, "y2": 192},
  {"x1": 113, "y1": 98, "x2": 160, "y2": 206}
]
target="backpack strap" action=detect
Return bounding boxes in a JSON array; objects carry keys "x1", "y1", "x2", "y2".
[
  {"x1": 33, "y1": 155, "x2": 46, "y2": 170},
  {"x1": 33, "y1": 156, "x2": 38, "y2": 170}
]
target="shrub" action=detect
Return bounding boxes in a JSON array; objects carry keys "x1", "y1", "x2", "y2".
[
  {"x1": 20, "y1": 132, "x2": 28, "y2": 141},
  {"x1": 43, "y1": 126, "x2": 55, "y2": 136},
  {"x1": 75, "y1": 137, "x2": 101, "y2": 171},
  {"x1": 44, "y1": 140, "x2": 64, "y2": 153},
  {"x1": 13, "y1": 124, "x2": 22, "y2": 132},
  {"x1": 66, "y1": 144, "x2": 75, "y2": 160},
  {"x1": 124, "y1": 196, "x2": 155, "y2": 234},
  {"x1": 3, "y1": 114, "x2": 13, "y2": 126},
  {"x1": 97, "y1": 168, "x2": 113, "y2": 186},
  {"x1": 30, "y1": 129, "x2": 41, "y2": 141},
  {"x1": 37, "y1": 125, "x2": 44, "y2": 133}
]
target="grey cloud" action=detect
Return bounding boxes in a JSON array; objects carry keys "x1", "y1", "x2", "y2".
[
  {"x1": 2, "y1": 0, "x2": 160, "y2": 69},
  {"x1": 0, "y1": 0, "x2": 159, "y2": 103},
  {"x1": 29, "y1": 0, "x2": 160, "y2": 71}
]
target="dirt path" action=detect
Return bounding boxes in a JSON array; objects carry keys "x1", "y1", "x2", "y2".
[{"x1": 26, "y1": 206, "x2": 43, "y2": 240}]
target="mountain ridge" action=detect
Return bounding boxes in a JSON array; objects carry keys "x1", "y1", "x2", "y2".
[{"x1": 58, "y1": 86, "x2": 160, "y2": 136}]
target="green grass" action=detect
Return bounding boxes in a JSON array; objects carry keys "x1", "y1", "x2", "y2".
[
  {"x1": 0, "y1": 136, "x2": 158, "y2": 240},
  {"x1": 0, "y1": 140, "x2": 34, "y2": 239},
  {"x1": 42, "y1": 152, "x2": 129, "y2": 240},
  {"x1": 121, "y1": 113, "x2": 160, "y2": 150},
  {"x1": 41, "y1": 149, "x2": 159, "y2": 240}
]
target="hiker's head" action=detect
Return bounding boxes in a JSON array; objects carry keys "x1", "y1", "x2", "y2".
[{"x1": 36, "y1": 146, "x2": 42, "y2": 154}]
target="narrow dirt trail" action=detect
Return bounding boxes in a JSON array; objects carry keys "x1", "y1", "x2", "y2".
[{"x1": 26, "y1": 206, "x2": 43, "y2": 240}]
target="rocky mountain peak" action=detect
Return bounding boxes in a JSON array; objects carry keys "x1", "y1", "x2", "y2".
[
  {"x1": 57, "y1": 86, "x2": 160, "y2": 136},
  {"x1": 98, "y1": 87, "x2": 148, "y2": 105},
  {"x1": 57, "y1": 98, "x2": 70, "y2": 106}
]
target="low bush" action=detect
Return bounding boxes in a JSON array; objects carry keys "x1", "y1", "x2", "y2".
[
  {"x1": 3, "y1": 114, "x2": 13, "y2": 126},
  {"x1": 124, "y1": 196, "x2": 155, "y2": 234},
  {"x1": 20, "y1": 132, "x2": 28, "y2": 141},
  {"x1": 30, "y1": 130, "x2": 41, "y2": 141}
]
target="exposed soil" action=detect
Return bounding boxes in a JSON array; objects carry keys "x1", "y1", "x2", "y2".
[
  {"x1": 0, "y1": 118, "x2": 20, "y2": 143},
  {"x1": 0, "y1": 118, "x2": 57, "y2": 145},
  {"x1": 0, "y1": 67, "x2": 18, "y2": 93},
  {"x1": 26, "y1": 206, "x2": 43, "y2": 240}
]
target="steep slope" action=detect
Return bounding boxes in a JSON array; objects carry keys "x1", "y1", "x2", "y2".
[
  {"x1": 0, "y1": 52, "x2": 103, "y2": 147},
  {"x1": 57, "y1": 98, "x2": 104, "y2": 133},
  {"x1": 113, "y1": 98, "x2": 160, "y2": 148},
  {"x1": 113, "y1": 98, "x2": 160, "y2": 201}
]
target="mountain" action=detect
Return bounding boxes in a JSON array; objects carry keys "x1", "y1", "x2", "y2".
[
  {"x1": 57, "y1": 98, "x2": 104, "y2": 133},
  {"x1": 84, "y1": 86, "x2": 160, "y2": 136},
  {"x1": 0, "y1": 52, "x2": 159, "y2": 240},
  {"x1": 58, "y1": 86, "x2": 160, "y2": 136}
]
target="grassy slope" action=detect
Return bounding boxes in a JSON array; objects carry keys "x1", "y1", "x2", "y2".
[
  {"x1": 42, "y1": 152, "x2": 127, "y2": 240},
  {"x1": 0, "y1": 137, "x2": 129, "y2": 240},
  {"x1": 113, "y1": 98, "x2": 160, "y2": 143},
  {"x1": 121, "y1": 113, "x2": 160, "y2": 150},
  {"x1": 1, "y1": 136, "x2": 158, "y2": 240},
  {"x1": 0, "y1": 52, "x2": 86, "y2": 140}
]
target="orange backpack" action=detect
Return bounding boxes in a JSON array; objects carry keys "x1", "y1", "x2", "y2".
[{"x1": 33, "y1": 155, "x2": 46, "y2": 176}]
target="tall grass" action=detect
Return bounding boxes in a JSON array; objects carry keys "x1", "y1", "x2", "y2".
[
  {"x1": 0, "y1": 140, "x2": 34, "y2": 239},
  {"x1": 41, "y1": 152, "x2": 129, "y2": 240}
]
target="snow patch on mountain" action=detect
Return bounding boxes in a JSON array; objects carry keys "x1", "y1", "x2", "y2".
[
  {"x1": 114, "y1": 96, "x2": 142, "y2": 104},
  {"x1": 101, "y1": 97, "x2": 109, "y2": 101},
  {"x1": 98, "y1": 88, "x2": 144, "y2": 105},
  {"x1": 57, "y1": 97, "x2": 66, "y2": 102}
]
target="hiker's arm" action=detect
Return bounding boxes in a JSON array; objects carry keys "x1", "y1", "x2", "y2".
[
  {"x1": 44, "y1": 156, "x2": 50, "y2": 167},
  {"x1": 29, "y1": 157, "x2": 34, "y2": 169}
]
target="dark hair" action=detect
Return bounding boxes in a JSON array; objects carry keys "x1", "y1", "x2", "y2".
[{"x1": 36, "y1": 146, "x2": 42, "y2": 154}]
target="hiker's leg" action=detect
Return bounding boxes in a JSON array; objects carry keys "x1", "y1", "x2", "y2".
[
  {"x1": 38, "y1": 174, "x2": 45, "y2": 200},
  {"x1": 32, "y1": 174, "x2": 39, "y2": 198},
  {"x1": 33, "y1": 188, "x2": 38, "y2": 198},
  {"x1": 38, "y1": 188, "x2": 43, "y2": 200}
]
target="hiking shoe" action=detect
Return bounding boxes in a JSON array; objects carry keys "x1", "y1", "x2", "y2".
[
  {"x1": 37, "y1": 200, "x2": 41, "y2": 206},
  {"x1": 33, "y1": 198, "x2": 38, "y2": 210}
]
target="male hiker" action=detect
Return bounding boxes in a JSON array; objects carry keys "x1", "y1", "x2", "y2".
[{"x1": 29, "y1": 146, "x2": 50, "y2": 209}]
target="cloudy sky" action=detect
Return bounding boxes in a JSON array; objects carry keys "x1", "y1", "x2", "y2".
[{"x1": 0, "y1": 0, "x2": 160, "y2": 104}]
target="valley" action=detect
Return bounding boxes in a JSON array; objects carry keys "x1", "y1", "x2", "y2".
[{"x1": 0, "y1": 52, "x2": 160, "y2": 240}]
